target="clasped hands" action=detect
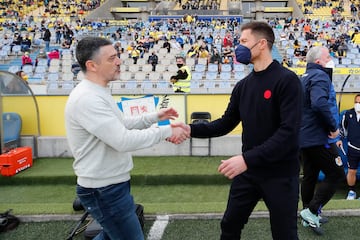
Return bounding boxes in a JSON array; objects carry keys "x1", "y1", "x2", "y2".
[{"x1": 157, "y1": 107, "x2": 190, "y2": 145}]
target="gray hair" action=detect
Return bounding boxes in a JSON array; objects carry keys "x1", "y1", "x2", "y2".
[{"x1": 306, "y1": 46, "x2": 326, "y2": 63}]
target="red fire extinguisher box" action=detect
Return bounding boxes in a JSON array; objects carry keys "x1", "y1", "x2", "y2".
[{"x1": 0, "y1": 147, "x2": 33, "y2": 177}]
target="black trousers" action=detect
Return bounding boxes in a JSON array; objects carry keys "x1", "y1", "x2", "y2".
[
  {"x1": 300, "y1": 143, "x2": 345, "y2": 214},
  {"x1": 220, "y1": 173, "x2": 299, "y2": 240}
]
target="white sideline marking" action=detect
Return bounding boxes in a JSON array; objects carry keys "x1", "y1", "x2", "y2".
[{"x1": 147, "y1": 215, "x2": 169, "y2": 240}]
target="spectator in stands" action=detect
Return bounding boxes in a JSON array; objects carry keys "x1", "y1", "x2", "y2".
[
  {"x1": 55, "y1": 23, "x2": 63, "y2": 44},
  {"x1": 198, "y1": 46, "x2": 209, "y2": 64},
  {"x1": 209, "y1": 48, "x2": 222, "y2": 73},
  {"x1": 222, "y1": 45, "x2": 234, "y2": 70},
  {"x1": 147, "y1": 51, "x2": 158, "y2": 71},
  {"x1": 175, "y1": 21, "x2": 302, "y2": 239},
  {"x1": 21, "y1": 52, "x2": 33, "y2": 67},
  {"x1": 71, "y1": 61, "x2": 81, "y2": 76},
  {"x1": 336, "y1": 41, "x2": 348, "y2": 64},
  {"x1": 301, "y1": 46, "x2": 309, "y2": 57},
  {"x1": 15, "y1": 70, "x2": 29, "y2": 84},
  {"x1": 65, "y1": 36, "x2": 188, "y2": 240},
  {"x1": 2, "y1": 34, "x2": 11, "y2": 47},
  {"x1": 223, "y1": 31, "x2": 233, "y2": 48},
  {"x1": 130, "y1": 46, "x2": 140, "y2": 64},
  {"x1": 163, "y1": 39, "x2": 171, "y2": 53},
  {"x1": 43, "y1": 28, "x2": 51, "y2": 52},
  {"x1": 10, "y1": 32, "x2": 22, "y2": 52},
  {"x1": 21, "y1": 33, "x2": 32, "y2": 52},
  {"x1": 294, "y1": 47, "x2": 302, "y2": 57},
  {"x1": 170, "y1": 56, "x2": 191, "y2": 93},
  {"x1": 61, "y1": 39, "x2": 71, "y2": 49},
  {"x1": 351, "y1": 29, "x2": 360, "y2": 50},
  {"x1": 296, "y1": 57, "x2": 307, "y2": 67},
  {"x1": 337, "y1": 94, "x2": 360, "y2": 200},
  {"x1": 135, "y1": 42, "x2": 145, "y2": 59},
  {"x1": 35, "y1": 50, "x2": 47, "y2": 67},
  {"x1": 114, "y1": 41, "x2": 124, "y2": 58},
  {"x1": 281, "y1": 57, "x2": 292, "y2": 67},
  {"x1": 299, "y1": 46, "x2": 344, "y2": 232}
]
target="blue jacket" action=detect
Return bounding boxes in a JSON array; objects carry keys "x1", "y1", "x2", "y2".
[{"x1": 299, "y1": 63, "x2": 338, "y2": 148}]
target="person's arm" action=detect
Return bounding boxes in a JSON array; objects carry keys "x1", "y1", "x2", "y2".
[
  {"x1": 310, "y1": 73, "x2": 338, "y2": 132},
  {"x1": 73, "y1": 96, "x2": 185, "y2": 152},
  {"x1": 171, "y1": 69, "x2": 188, "y2": 80},
  {"x1": 190, "y1": 83, "x2": 242, "y2": 138}
]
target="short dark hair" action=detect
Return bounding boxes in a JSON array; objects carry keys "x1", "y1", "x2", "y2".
[
  {"x1": 241, "y1": 21, "x2": 275, "y2": 50},
  {"x1": 76, "y1": 37, "x2": 113, "y2": 72}
]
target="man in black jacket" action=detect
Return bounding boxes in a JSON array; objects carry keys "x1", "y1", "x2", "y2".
[{"x1": 171, "y1": 21, "x2": 302, "y2": 240}]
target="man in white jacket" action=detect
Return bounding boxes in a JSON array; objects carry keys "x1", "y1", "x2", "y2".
[{"x1": 65, "y1": 37, "x2": 188, "y2": 240}]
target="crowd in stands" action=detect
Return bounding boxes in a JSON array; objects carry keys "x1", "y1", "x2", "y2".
[{"x1": 1, "y1": 0, "x2": 360, "y2": 93}]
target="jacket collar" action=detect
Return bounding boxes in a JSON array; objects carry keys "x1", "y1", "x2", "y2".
[{"x1": 306, "y1": 62, "x2": 333, "y2": 81}]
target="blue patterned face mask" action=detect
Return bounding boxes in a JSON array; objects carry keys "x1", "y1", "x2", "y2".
[{"x1": 235, "y1": 42, "x2": 260, "y2": 65}]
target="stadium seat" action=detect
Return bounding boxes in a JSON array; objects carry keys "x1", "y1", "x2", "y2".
[
  {"x1": 8, "y1": 65, "x2": 20, "y2": 74},
  {"x1": 149, "y1": 72, "x2": 161, "y2": 82},
  {"x1": 128, "y1": 64, "x2": 140, "y2": 73},
  {"x1": 221, "y1": 64, "x2": 232, "y2": 72},
  {"x1": 191, "y1": 71, "x2": 203, "y2": 81},
  {"x1": 12, "y1": 45, "x2": 22, "y2": 56},
  {"x1": 62, "y1": 73, "x2": 74, "y2": 81},
  {"x1": 219, "y1": 72, "x2": 231, "y2": 81},
  {"x1": 167, "y1": 64, "x2": 179, "y2": 72},
  {"x1": 207, "y1": 63, "x2": 218, "y2": 72},
  {"x1": 47, "y1": 73, "x2": 59, "y2": 82},
  {"x1": 120, "y1": 72, "x2": 132, "y2": 81},
  {"x1": 22, "y1": 65, "x2": 34, "y2": 76},
  {"x1": 141, "y1": 64, "x2": 152, "y2": 73},
  {"x1": 233, "y1": 64, "x2": 245, "y2": 72},
  {"x1": 234, "y1": 71, "x2": 246, "y2": 81},
  {"x1": 162, "y1": 72, "x2": 175, "y2": 82},
  {"x1": 0, "y1": 50, "x2": 9, "y2": 62},
  {"x1": 194, "y1": 64, "x2": 206, "y2": 72},
  {"x1": 134, "y1": 72, "x2": 146, "y2": 81},
  {"x1": 205, "y1": 71, "x2": 217, "y2": 80}
]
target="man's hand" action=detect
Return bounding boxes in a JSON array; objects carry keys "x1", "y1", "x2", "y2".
[
  {"x1": 328, "y1": 129, "x2": 339, "y2": 139},
  {"x1": 218, "y1": 155, "x2": 248, "y2": 179},
  {"x1": 167, "y1": 122, "x2": 190, "y2": 144},
  {"x1": 336, "y1": 140, "x2": 342, "y2": 148},
  {"x1": 158, "y1": 107, "x2": 179, "y2": 121}
]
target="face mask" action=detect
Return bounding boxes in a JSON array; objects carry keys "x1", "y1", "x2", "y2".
[
  {"x1": 355, "y1": 103, "x2": 360, "y2": 113},
  {"x1": 235, "y1": 42, "x2": 260, "y2": 65},
  {"x1": 325, "y1": 60, "x2": 335, "y2": 69},
  {"x1": 177, "y1": 64, "x2": 183, "y2": 68}
]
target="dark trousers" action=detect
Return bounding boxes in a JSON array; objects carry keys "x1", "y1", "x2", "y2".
[
  {"x1": 301, "y1": 143, "x2": 345, "y2": 214},
  {"x1": 220, "y1": 173, "x2": 299, "y2": 240}
]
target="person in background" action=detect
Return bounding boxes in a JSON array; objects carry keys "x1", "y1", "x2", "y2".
[
  {"x1": 65, "y1": 37, "x2": 189, "y2": 240},
  {"x1": 147, "y1": 51, "x2": 158, "y2": 71},
  {"x1": 15, "y1": 70, "x2": 29, "y2": 84},
  {"x1": 338, "y1": 94, "x2": 360, "y2": 200},
  {"x1": 299, "y1": 46, "x2": 345, "y2": 233},
  {"x1": 21, "y1": 52, "x2": 33, "y2": 67},
  {"x1": 43, "y1": 28, "x2": 51, "y2": 52},
  {"x1": 170, "y1": 56, "x2": 191, "y2": 93}
]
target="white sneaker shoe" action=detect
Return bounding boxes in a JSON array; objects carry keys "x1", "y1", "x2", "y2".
[{"x1": 346, "y1": 190, "x2": 356, "y2": 200}]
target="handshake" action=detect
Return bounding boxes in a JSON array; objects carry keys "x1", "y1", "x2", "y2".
[
  {"x1": 167, "y1": 122, "x2": 191, "y2": 144},
  {"x1": 157, "y1": 107, "x2": 190, "y2": 144}
]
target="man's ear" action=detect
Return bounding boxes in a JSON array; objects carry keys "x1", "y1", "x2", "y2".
[{"x1": 85, "y1": 60, "x2": 97, "y2": 72}]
